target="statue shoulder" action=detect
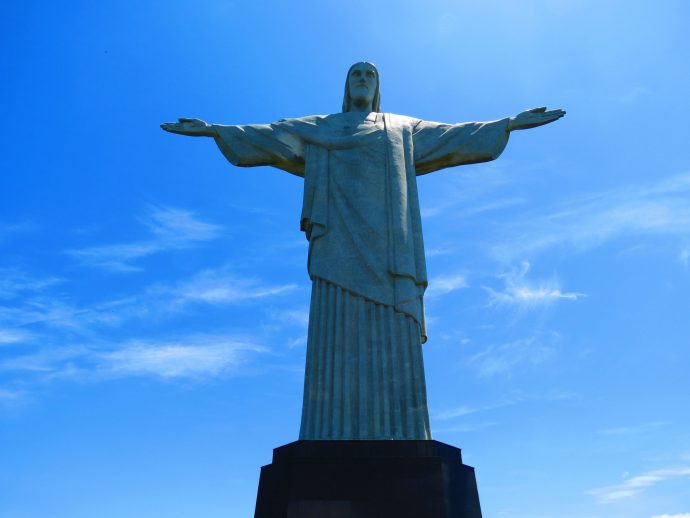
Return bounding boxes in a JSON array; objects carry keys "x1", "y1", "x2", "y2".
[
  {"x1": 276, "y1": 114, "x2": 332, "y2": 125},
  {"x1": 383, "y1": 113, "x2": 423, "y2": 128}
]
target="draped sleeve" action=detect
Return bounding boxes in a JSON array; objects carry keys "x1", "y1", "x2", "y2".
[
  {"x1": 412, "y1": 118, "x2": 511, "y2": 176},
  {"x1": 212, "y1": 121, "x2": 308, "y2": 177}
]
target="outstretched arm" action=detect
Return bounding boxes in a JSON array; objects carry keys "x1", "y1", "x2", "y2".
[
  {"x1": 507, "y1": 107, "x2": 566, "y2": 132},
  {"x1": 413, "y1": 118, "x2": 512, "y2": 175},
  {"x1": 160, "y1": 117, "x2": 306, "y2": 177},
  {"x1": 413, "y1": 106, "x2": 565, "y2": 175}
]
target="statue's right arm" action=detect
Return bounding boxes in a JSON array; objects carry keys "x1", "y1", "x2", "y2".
[
  {"x1": 160, "y1": 118, "x2": 217, "y2": 137},
  {"x1": 160, "y1": 118, "x2": 305, "y2": 177}
]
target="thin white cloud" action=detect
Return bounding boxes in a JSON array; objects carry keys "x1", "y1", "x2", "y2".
[
  {"x1": 589, "y1": 467, "x2": 690, "y2": 504},
  {"x1": 651, "y1": 514, "x2": 690, "y2": 518},
  {"x1": 70, "y1": 244, "x2": 159, "y2": 272},
  {"x1": 608, "y1": 86, "x2": 650, "y2": 104},
  {"x1": 0, "y1": 388, "x2": 24, "y2": 400},
  {"x1": 0, "y1": 266, "x2": 295, "y2": 339},
  {"x1": 0, "y1": 267, "x2": 296, "y2": 393},
  {"x1": 69, "y1": 206, "x2": 222, "y2": 271},
  {"x1": 492, "y1": 172, "x2": 690, "y2": 261},
  {"x1": 426, "y1": 274, "x2": 468, "y2": 298},
  {"x1": 1, "y1": 335, "x2": 267, "y2": 382},
  {"x1": 420, "y1": 163, "x2": 523, "y2": 220},
  {"x1": 423, "y1": 195, "x2": 525, "y2": 220},
  {"x1": 433, "y1": 422, "x2": 498, "y2": 433},
  {"x1": 598, "y1": 422, "x2": 667, "y2": 436},
  {"x1": 166, "y1": 268, "x2": 297, "y2": 306},
  {"x1": 0, "y1": 221, "x2": 35, "y2": 244},
  {"x1": 680, "y1": 247, "x2": 689, "y2": 267},
  {"x1": 0, "y1": 297, "x2": 122, "y2": 331},
  {"x1": 425, "y1": 245, "x2": 456, "y2": 258},
  {"x1": 0, "y1": 345, "x2": 89, "y2": 373},
  {"x1": 456, "y1": 197, "x2": 527, "y2": 218},
  {"x1": 0, "y1": 299, "x2": 81, "y2": 329},
  {"x1": 0, "y1": 269, "x2": 63, "y2": 299},
  {"x1": 286, "y1": 336, "x2": 307, "y2": 348},
  {"x1": 484, "y1": 261, "x2": 585, "y2": 308},
  {"x1": 0, "y1": 329, "x2": 32, "y2": 345},
  {"x1": 140, "y1": 205, "x2": 221, "y2": 244},
  {"x1": 98, "y1": 336, "x2": 266, "y2": 379},
  {"x1": 434, "y1": 390, "x2": 573, "y2": 421},
  {"x1": 468, "y1": 333, "x2": 560, "y2": 378},
  {"x1": 273, "y1": 309, "x2": 310, "y2": 328},
  {"x1": 435, "y1": 401, "x2": 512, "y2": 421}
]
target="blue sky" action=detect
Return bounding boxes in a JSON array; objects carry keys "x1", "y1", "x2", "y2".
[{"x1": 1, "y1": 0, "x2": 689, "y2": 516}]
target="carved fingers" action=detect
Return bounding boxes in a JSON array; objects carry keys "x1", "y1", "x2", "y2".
[
  {"x1": 160, "y1": 118, "x2": 213, "y2": 137},
  {"x1": 510, "y1": 107, "x2": 566, "y2": 131}
]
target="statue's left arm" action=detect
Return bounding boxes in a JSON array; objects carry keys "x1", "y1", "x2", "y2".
[{"x1": 413, "y1": 107, "x2": 565, "y2": 175}]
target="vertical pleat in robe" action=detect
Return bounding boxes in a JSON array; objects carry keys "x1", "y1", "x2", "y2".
[{"x1": 299, "y1": 278, "x2": 431, "y2": 440}]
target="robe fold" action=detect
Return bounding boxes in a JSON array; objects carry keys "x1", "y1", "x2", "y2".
[{"x1": 213, "y1": 112, "x2": 510, "y2": 439}]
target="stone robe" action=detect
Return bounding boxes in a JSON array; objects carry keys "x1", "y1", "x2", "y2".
[{"x1": 213, "y1": 112, "x2": 510, "y2": 439}]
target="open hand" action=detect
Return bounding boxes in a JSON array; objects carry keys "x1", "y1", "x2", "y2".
[
  {"x1": 160, "y1": 118, "x2": 217, "y2": 137},
  {"x1": 507, "y1": 107, "x2": 566, "y2": 132}
]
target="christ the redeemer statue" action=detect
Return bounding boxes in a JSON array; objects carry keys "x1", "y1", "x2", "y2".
[{"x1": 161, "y1": 61, "x2": 564, "y2": 442}]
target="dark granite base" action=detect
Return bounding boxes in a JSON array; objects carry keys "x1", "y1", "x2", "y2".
[{"x1": 254, "y1": 440, "x2": 482, "y2": 518}]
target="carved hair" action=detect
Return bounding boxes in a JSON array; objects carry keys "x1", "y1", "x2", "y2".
[{"x1": 342, "y1": 62, "x2": 381, "y2": 113}]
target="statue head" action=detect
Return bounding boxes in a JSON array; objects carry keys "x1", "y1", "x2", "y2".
[{"x1": 342, "y1": 61, "x2": 381, "y2": 113}]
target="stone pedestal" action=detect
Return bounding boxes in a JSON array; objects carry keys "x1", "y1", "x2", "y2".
[{"x1": 254, "y1": 440, "x2": 482, "y2": 518}]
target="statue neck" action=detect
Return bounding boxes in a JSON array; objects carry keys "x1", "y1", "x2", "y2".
[{"x1": 350, "y1": 97, "x2": 373, "y2": 113}]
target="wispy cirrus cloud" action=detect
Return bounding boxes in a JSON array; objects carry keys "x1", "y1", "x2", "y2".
[
  {"x1": 164, "y1": 267, "x2": 297, "y2": 306},
  {"x1": 0, "y1": 388, "x2": 24, "y2": 400},
  {"x1": 0, "y1": 221, "x2": 35, "y2": 244},
  {"x1": 97, "y1": 336, "x2": 267, "y2": 379},
  {"x1": 426, "y1": 274, "x2": 468, "y2": 298},
  {"x1": 0, "y1": 264, "x2": 298, "y2": 397},
  {"x1": 286, "y1": 336, "x2": 307, "y2": 348},
  {"x1": 425, "y1": 245, "x2": 456, "y2": 258},
  {"x1": 434, "y1": 390, "x2": 573, "y2": 421},
  {"x1": 607, "y1": 86, "x2": 650, "y2": 104},
  {"x1": 484, "y1": 261, "x2": 585, "y2": 308},
  {"x1": 0, "y1": 269, "x2": 63, "y2": 299},
  {"x1": 0, "y1": 266, "x2": 295, "y2": 337},
  {"x1": 0, "y1": 344, "x2": 89, "y2": 374},
  {"x1": 422, "y1": 196, "x2": 525, "y2": 219},
  {"x1": 651, "y1": 514, "x2": 690, "y2": 518},
  {"x1": 68, "y1": 206, "x2": 222, "y2": 272},
  {"x1": 420, "y1": 163, "x2": 528, "y2": 220},
  {"x1": 493, "y1": 172, "x2": 690, "y2": 261},
  {"x1": 272, "y1": 308, "x2": 310, "y2": 328},
  {"x1": 0, "y1": 329, "x2": 33, "y2": 345},
  {"x1": 589, "y1": 467, "x2": 690, "y2": 504},
  {"x1": 598, "y1": 421, "x2": 668, "y2": 436},
  {"x1": 433, "y1": 422, "x2": 498, "y2": 434},
  {"x1": 468, "y1": 332, "x2": 561, "y2": 378},
  {"x1": 0, "y1": 296, "x2": 124, "y2": 331},
  {"x1": 680, "y1": 247, "x2": 690, "y2": 267},
  {"x1": 1, "y1": 335, "x2": 267, "y2": 381},
  {"x1": 0, "y1": 262, "x2": 296, "y2": 391},
  {"x1": 434, "y1": 400, "x2": 514, "y2": 421}
]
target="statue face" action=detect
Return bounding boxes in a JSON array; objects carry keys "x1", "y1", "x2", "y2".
[{"x1": 347, "y1": 62, "x2": 377, "y2": 108}]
